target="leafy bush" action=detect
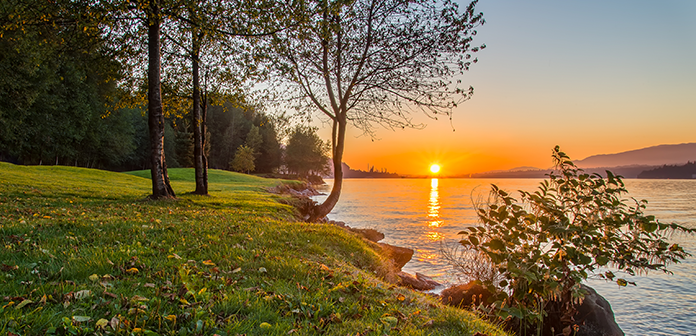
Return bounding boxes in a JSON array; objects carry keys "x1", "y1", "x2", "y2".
[{"x1": 459, "y1": 146, "x2": 694, "y2": 334}]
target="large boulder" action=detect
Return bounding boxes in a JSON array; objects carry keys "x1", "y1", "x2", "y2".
[
  {"x1": 575, "y1": 285, "x2": 624, "y2": 336},
  {"x1": 378, "y1": 243, "x2": 413, "y2": 271},
  {"x1": 350, "y1": 228, "x2": 385, "y2": 242},
  {"x1": 440, "y1": 281, "x2": 493, "y2": 308},
  {"x1": 416, "y1": 273, "x2": 441, "y2": 289},
  {"x1": 397, "y1": 272, "x2": 441, "y2": 290}
]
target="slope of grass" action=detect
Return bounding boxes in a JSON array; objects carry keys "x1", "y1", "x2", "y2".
[{"x1": 0, "y1": 162, "x2": 506, "y2": 336}]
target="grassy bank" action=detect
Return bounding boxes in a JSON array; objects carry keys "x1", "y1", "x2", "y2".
[{"x1": 0, "y1": 162, "x2": 506, "y2": 335}]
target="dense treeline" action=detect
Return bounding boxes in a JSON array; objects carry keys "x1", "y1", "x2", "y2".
[
  {"x1": 0, "y1": 5, "x2": 322, "y2": 176},
  {"x1": 638, "y1": 162, "x2": 696, "y2": 179}
]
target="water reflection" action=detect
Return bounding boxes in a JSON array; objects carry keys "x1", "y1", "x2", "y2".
[
  {"x1": 425, "y1": 178, "x2": 444, "y2": 242},
  {"x1": 428, "y1": 178, "x2": 442, "y2": 228}
]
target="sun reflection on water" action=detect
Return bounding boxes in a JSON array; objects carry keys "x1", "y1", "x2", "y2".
[{"x1": 428, "y1": 178, "x2": 440, "y2": 220}]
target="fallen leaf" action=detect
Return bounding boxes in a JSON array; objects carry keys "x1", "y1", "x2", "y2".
[
  {"x1": 144, "y1": 283, "x2": 155, "y2": 288},
  {"x1": 15, "y1": 299, "x2": 33, "y2": 309},
  {"x1": 72, "y1": 315, "x2": 91, "y2": 322},
  {"x1": 232, "y1": 267, "x2": 242, "y2": 273},
  {"x1": 164, "y1": 314, "x2": 176, "y2": 323},
  {"x1": 202, "y1": 260, "x2": 215, "y2": 266},
  {"x1": 131, "y1": 295, "x2": 149, "y2": 302},
  {"x1": 95, "y1": 318, "x2": 109, "y2": 329},
  {"x1": 74, "y1": 290, "x2": 91, "y2": 300},
  {"x1": 168, "y1": 254, "x2": 182, "y2": 260},
  {"x1": 110, "y1": 316, "x2": 120, "y2": 329},
  {"x1": 103, "y1": 292, "x2": 118, "y2": 298},
  {"x1": 126, "y1": 268, "x2": 139, "y2": 274},
  {"x1": 89, "y1": 274, "x2": 99, "y2": 282},
  {"x1": 258, "y1": 267, "x2": 267, "y2": 273}
]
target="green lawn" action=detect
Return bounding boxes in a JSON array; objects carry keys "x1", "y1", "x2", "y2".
[{"x1": 0, "y1": 162, "x2": 506, "y2": 335}]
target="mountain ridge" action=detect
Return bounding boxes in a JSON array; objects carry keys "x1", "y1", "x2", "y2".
[{"x1": 575, "y1": 143, "x2": 696, "y2": 168}]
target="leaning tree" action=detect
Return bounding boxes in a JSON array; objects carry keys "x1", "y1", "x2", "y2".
[{"x1": 268, "y1": 0, "x2": 485, "y2": 221}]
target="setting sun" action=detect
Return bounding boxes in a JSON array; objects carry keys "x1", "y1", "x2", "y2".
[{"x1": 430, "y1": 164, "x2": 441, "y2": 174}]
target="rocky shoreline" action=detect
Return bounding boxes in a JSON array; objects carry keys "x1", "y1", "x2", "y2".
[{"x1": 272, "y1": 183, "x2": 625, "y2": 336}]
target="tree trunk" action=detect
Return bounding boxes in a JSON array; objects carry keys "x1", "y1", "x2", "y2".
[
  {"x1": 308, "y1": 118, "x2": 346, "y2": 222},
  {"x1": 191, "y1": 30, "x2": 208, "y2": 195},
  {"x1": 148, "y1": 0, "x2": 175, "y2": 199}
]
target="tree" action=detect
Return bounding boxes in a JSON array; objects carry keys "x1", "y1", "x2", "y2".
[
  {"x1": 268, "y1": 0, "x2": 485, "y2": 221},
  {"x1": 284, "y1": 126, "x2": 329, "y2": 178},
  {"x1": 230, "y1": 144, "x2": 255, "y2": 173},
  {"x1": 245, "y1": 125, "x2": 263, "y2": 155},
  {"x1": 459, "y1": 146, "x2": 694, "y2": 334}
]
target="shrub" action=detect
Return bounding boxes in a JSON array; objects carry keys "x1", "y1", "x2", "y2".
[{"x1": 458, "y1": 146, "x2": 694, "y2": 335}]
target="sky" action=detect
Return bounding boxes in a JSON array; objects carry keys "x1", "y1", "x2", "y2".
[{"x1": 315, "y1": 0, "x2": 696, "y2": 176}]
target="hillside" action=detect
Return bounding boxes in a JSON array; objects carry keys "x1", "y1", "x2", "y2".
[
  {"x1": 0, "y1": 163, "x2": 505, "y2": 335},
  {"x1": 574, "y1": 143, "x2": 696, "y2": 168}
]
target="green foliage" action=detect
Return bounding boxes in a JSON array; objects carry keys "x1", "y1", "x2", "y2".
[
  {"x1": 285, "y1": 126, "x2": 329, "y2": 178},
  {"x1": 459, "y1": 146, "x2": 694, "y2": 333},
  {"x1": 231, "y1": 145, "x2": 256, "y2": 174},
  {"x1": 245, "y1": 125, "x2": 263, "y2": 155},
  {"x1": 0, "y1": 0, "x2": 129, "y2": 168},
  {"x1": 0, "y1": 163, "x2": 507, "y2": 336},
  {"x1": 207, "y1": 103, "x2": 281, "y2": 173}
]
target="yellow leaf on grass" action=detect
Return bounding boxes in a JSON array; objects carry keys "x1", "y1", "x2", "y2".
[
  {"x1": 164, "y1": 314, "x2": 176, "y2": 323},
  {"x1": 131, "y1": 295, "x2": 149, "y2": 302},
  {"x1": 168, "y1": 254, "x2": 182, "y2": 259},
  {"x1": 15, "y1": 299, "x2": 33, "y2": 309},
  {"x1": 179, "y1": 299, "x2": 189, "y2": 305},
  {"x1": 198, "y1": 287, "x2": 207, "y2": 295},
  {"x1": 95, "y1": 318, "x2": 109, "y2": 329},
  {"x1": 89, "y1": 274, "x2": 99, "y2": 282},
  {"x1": 202, "y1": 260, "x2": 215, "y2": 266},
  {"x1": 126, "y1": 268, "x2": 139, "y2": 274}
]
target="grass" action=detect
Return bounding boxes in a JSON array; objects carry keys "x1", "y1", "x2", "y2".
[{"x1": 0, "y1": 162, "x2": 507, "y2": 336}]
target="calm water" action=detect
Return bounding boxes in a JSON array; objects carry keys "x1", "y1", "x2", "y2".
[{"x1": 313, "y1": 178, "x2": 696, "y2": 336}]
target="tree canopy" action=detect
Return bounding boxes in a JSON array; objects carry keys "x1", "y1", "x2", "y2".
[{"x1": 267, "y1": 0, "x2": 485, "y2": 221}]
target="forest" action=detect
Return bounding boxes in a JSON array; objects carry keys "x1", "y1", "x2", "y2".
[{"x1": 0, "y1": 0, "x2": 328, "y2": 178}]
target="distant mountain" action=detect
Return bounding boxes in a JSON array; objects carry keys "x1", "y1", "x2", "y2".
[
  {"x1": 469, "y1": 168, "x2": 549, "y2": 179},
  {"x1": 574, "y1": 143, "x2": 696, "y2": 168}
]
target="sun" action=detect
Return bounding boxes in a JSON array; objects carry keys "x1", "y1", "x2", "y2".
[{"x1": 430, "y1": 164, "x2": 441, "y2": 174}]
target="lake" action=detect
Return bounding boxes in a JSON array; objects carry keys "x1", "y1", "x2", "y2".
[{"x1": 313, "y1": 178, "x2": 696, "y2": 335}]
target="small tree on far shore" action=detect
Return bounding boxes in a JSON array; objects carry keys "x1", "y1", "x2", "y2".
[{"x1": 230, "y1": 145, "x2": 255, "y2": 173}]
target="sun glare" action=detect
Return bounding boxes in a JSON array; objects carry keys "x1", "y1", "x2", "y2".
[{"x1": 430, "y1": 164, "x2": 441, "y2": 174}]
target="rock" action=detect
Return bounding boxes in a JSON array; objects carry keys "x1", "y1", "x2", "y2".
[
  {"x1": 415, "y1": 273, "x2": 441, "y2": 288},
  {"x1": 350, "y1": 228, "x2": 385, "y2": 242},
  {"x1": 378, "y1": 243, "x2": 413, "y2": 271},
  {"x1": 397, "y1": 272, "x2": 437, "y2": 290},
  {"x1": 440, "y1": 281, "x2": 492, "y2": 308},
  {"x1": 328, "y1": 220, "x2": 347, "y2": 228},
  {"x1": 575, "y1": 285, "x2": 624, "y2": 336}
]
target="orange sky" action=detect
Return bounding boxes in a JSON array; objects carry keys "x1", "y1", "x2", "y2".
[{"x1": 316, "y1": 1, "x2": 696, "y2": 176}]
